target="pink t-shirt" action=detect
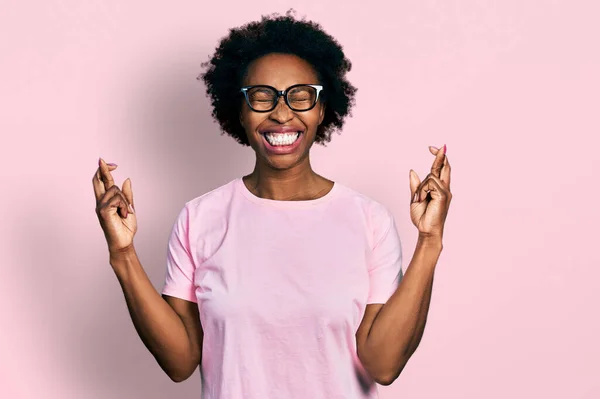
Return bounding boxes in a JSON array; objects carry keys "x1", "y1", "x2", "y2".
[{"x1": 161, "y1": 177, "x2": 403, "y2": 399}]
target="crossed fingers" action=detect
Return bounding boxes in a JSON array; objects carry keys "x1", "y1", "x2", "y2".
[{"x1": 92, "y1": 158, "x2": 117, "y2": 204}]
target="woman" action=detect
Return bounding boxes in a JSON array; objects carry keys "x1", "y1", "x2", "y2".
[{"x1": 93, "y1": 10, "x2": 452, "y2": 399}]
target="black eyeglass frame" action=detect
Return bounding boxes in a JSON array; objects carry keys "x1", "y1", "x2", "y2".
[{"x1": 239, "y1": 84, "x2": 324, "y2": 112}]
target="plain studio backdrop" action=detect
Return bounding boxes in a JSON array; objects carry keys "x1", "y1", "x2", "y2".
[{"x1": 1, "y1": 0, "x2": 598, "y2": 398}]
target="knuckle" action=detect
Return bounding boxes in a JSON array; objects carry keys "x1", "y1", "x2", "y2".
[
  {"x1": 119, "y1": 192, "x2": 130, "y2": 204},
  {"x1": 96, "y1": 205, "x2": 106, "y2": 216}
]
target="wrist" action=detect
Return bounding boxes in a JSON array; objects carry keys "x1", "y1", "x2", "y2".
[
  {"x1": 109, "y1": 246, "x2": 139, "y2": 284},
  {"x1": 109, "y1": 245, "x2": 137, "y2": 266},
  {"x1": 417, "y1": 233, "x2": 443, "y2": 250}
]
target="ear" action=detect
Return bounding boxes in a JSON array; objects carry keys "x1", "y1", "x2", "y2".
[{"x1": 318, "y1": 102, "x2": 326, "y2": 125}]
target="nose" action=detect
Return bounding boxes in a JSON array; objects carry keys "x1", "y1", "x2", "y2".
[{"x1": 269, "y1": 96, "x2": 293, "y2": 123}]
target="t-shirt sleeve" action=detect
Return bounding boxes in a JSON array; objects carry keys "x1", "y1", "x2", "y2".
[
  {"x1": 366, "y1": 203, "x2": 404, "y2": 304},
  {"x1": 161, "y1": 204, "x2": 198, "y2": 303}
]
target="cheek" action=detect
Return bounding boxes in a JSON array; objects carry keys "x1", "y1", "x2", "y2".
[
  {"x1": 302, "y1": 111, "x2": 323, "y2": 131},
  {"x1": 240, "y1": 110, "x2": 261, "y2": 131}
]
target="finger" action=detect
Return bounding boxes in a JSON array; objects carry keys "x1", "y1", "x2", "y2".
[
  {"x1": 100, "y1": 187, "x2": 131, "y2": 219},
  {"x1": 428, "y1": 146, "x2": 451, "y2": 190},
  {"x1": 417, "y1": 176, "x2": 432, "y2": 203},
  {"x1": 93, "y1": 164, "x2": 117, "y2": 202},
  {"x1": 93, "y1": 164, "x2": 117, "y2": 182},
  {"x1": 116, "y1": 190, "x2": 130, "y2": 219},
  {"x1": 441, "y1": 155, "x2": 451, "y2": 190},
  {"x1": 409, "y1": 169, "x2": 421, "y2": 203},
  {"x1": 427, "y1": 175, "x2": 452, "y2": 199},
  {"x1": 430, "y1": 144, "x2": 446, "y2": 179},
  {"x1": 112, "y1": 190, "x2": 131, "y2": 219},
  {"x1": 98, "y1": 158, "x2": 115, "y2": 192},
  {"x1": 98, "y1": 185, "x2": 121, "y2": 205},
  {"x1": 122, "y1": 178, "x2": 135, "y2": 213},
  {"x1": 417, "y1": 175, "x2": 445, "y2": 203}
]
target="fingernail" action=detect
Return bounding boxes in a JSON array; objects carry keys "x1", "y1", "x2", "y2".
[
  {"x1": 98, "y1": 157, "x2": 102, "y2": 166},
  {"x1": 128, "y1": 203, "x2": 135, "y2": 214},
  {"x1": 443, "y1": 144, "x2": 447, "y2": 153},
  {"x1": 107, "y1": 163, "x2": 118, "y2": 167}
]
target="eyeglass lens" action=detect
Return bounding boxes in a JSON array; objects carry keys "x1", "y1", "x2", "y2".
[{"x1": 247, "y1": 86, "x2": 317, "y2": 111}]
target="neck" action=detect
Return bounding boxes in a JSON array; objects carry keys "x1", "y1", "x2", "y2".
[{"x1": 244, "y1": 159, "x2": 328, "y2": 201}]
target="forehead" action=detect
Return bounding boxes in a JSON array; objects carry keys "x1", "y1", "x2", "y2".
[{"x1": 243, "y1": 53, "x2": 319, "y2": 89}]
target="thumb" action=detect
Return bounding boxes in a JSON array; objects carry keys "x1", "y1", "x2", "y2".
[
  {"x1": 122, "y1": 178, "x2": 135, "y2": 213},
  {"x1": 409, "y1": 169, "x2": 420, "y2": 202}
]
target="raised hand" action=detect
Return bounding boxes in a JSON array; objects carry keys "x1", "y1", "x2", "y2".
[
  {"x1": 93, "y1": 158, "x2": 137, "y2": 255},
  {"x1": 409, "y1": 145, "x2": 452, "y2": 239}
]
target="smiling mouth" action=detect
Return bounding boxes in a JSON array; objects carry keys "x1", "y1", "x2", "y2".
[{"x1": 261, "y1": 131, "x2": 303, "y2": 146}]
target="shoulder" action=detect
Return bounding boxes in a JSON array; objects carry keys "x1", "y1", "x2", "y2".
[
  {"x1": 169, "y1": 178, "x2": 237, "y2": 227},
  {"x1": 334, "y1": 181, "x2": 397, "y2": 250},
  {"x1": 334, "y1": 180, "x2": 393, "y2": 223},
  {"x1": 183, "y1": 178, "x2": 237, "y2": 213}
]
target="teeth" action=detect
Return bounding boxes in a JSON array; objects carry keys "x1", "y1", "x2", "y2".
[{"x1": 264, "y1": 132, "x2": 300, "y2": 146}]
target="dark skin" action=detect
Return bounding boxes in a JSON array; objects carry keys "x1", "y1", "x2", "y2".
[
  {"x1": 93, "y1": 51, "x2": 451, "y2": 384},
  {"x1": 239, "y1": 52, "x2": 453, "y2": 385},
  {"x1": 239, "y1": 52, "x2": 333, "y2": 201},
  {"x1": 238, "y1": 52, "x2": 393, "y2": 383}
]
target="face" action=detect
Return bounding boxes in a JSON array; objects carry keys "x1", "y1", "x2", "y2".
[{"x1": 239, "y1": 53, "x2": 325, "y2": 171}]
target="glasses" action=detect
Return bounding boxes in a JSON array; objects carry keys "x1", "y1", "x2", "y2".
[{"x1": 240, "y1": 84, "x2": 324, "y2": 112}]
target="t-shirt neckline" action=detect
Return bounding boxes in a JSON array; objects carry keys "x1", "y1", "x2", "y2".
[{"x1": 236, "y1": 177, "x2": 340, "y2": 208}]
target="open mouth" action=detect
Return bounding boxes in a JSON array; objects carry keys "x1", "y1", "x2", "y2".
[{"x1": 262, "y1": 131, "x2": 303, "y2": 147}]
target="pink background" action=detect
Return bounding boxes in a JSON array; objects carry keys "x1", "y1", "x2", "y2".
[{"x1": 1, "y1": 0, "x2": 599, "y2": 398}]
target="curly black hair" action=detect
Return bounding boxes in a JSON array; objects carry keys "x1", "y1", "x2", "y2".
[{"x1": 198, "y1": 9, "x2": 357, "y2": 146}]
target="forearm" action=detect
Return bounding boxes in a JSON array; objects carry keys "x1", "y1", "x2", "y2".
[
  {"x1": 110, "y1": 247, "x2": 196, "y2": 381},
  {"x1": 365, "y1": 235, "x2": 442, "y2": 383},
  {"x1": 406, "y1": 270, "x2": 434, "y2": 354}
]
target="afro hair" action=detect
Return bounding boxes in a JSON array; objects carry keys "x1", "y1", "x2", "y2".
[{"x1": 198, "y1": 9, "x2": 357, "y2": 146}]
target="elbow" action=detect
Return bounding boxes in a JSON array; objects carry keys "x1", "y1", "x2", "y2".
[
  {"x1": 359, "y1": 342, "x2": 410, "y2": 386},
  {"x1": 376, "y1": 373, "x2": 397, "y2": 386},
  {"x1": 375, "y1": 367, "x2": 403, "y2": 386},
  {"x1": 364, "y1": 365, "x2": 398, "y2": 386},
  {"x1": 165, "y1": 367, "x2": 187, "y2": 383},
  {"x1": 360, "y1": 353, "x2": 404, "y2": 386},
  {"x1": 373, "y1": 357, "x2": 409, "y2": 386},
  {"x1": 168, "y1": 368, "x2": 194, "y2": 383},
  {"x1": 168, "y1": 374, "x2": 185, "y2": 383},
  {"x1": 164, "y1": 362, "x2": 198, "y2": 383}
]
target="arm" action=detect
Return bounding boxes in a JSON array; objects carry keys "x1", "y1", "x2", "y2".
[
  {"x1": 358, "y1": 144, "x2": 451, "y2": 385},
  {"x1": 110, "y1": 246, "x2": 203, "y2": 382},
  {"x1": 357, "y1": 235, "x2": 441, "y2": 385}
]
